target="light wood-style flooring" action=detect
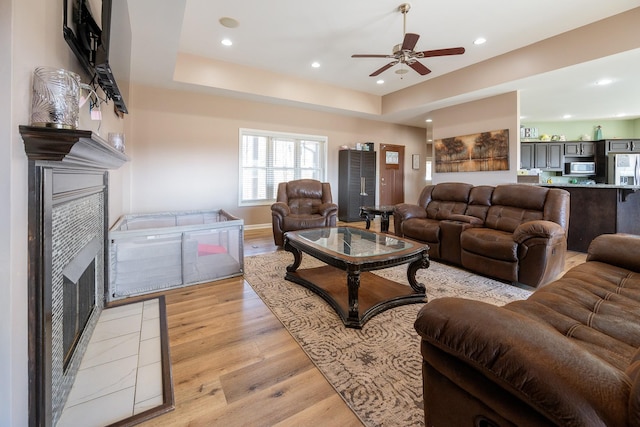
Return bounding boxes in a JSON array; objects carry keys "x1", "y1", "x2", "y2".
[{"x1": 138, "y1": 220, "x2": 587, "y2": 427}]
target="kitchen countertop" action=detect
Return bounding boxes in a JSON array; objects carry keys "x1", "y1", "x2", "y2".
[{"x1": 536, "y1": 183, "x2": 640, "y2": 190}]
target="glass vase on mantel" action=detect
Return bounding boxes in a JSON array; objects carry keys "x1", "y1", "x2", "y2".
[
  {"x1": 30, "y1": 66, "x2": 80, "y2": 130},
  {"x1": 595, "y1": 125, "x2": 603, "y2": 141}
]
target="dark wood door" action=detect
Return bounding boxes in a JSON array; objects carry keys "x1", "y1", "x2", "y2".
[{"x1": 379, "y1": 144, "x2": 405, "y2": 205}]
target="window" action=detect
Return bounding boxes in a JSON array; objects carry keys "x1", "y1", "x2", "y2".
[
  {"x1": 425, "y1": 157, "x2": 433, "y2": 181},
  {"x1": 239, "y1": 129, "x2": 327, "y2": 206}
]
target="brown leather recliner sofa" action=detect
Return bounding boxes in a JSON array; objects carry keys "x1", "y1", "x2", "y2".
[
  {"x1": 414, "y1": 233, "x2": 640, "y2": 427},
  {"x1": 271, "y1": 179, "x2": 338, "y2": 246},
  {"x1": 393, "y1": 182, "x2": 570, "y2": 288}
]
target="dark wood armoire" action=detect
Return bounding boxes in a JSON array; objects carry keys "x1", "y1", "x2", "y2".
[{"x1": 338, "y1": 149, "x2": 376, "y2": 221}]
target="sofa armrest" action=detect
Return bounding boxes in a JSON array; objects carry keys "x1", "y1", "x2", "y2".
[
  {"x1": 394, "y1": 203, "x2": 427, "y2": 220},
  {"x1": 587, "y1": 233, "x2": 640, "y2": 273},
  {"x1": 448, "y1": 214, "x2": 484, "y2": 225},
  {"x1": 271, "y1": 202, "x2": 291, "y2": 217},
  {"x1": 415, "y1": 298, "x2": 628, "y2": 427},
  {"x1": 512, "y1": 220, "x2": 565, "y2": 245},
  {"x1": 317, "y1": 202, "x2": 338, "y2": 217}
]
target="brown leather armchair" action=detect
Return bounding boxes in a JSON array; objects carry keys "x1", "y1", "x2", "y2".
[{"x1": 271, "y1": 179, "x2": 338, "y2": 246}]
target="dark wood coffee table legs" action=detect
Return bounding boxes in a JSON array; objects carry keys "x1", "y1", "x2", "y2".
[{"x1": 284, "y1": 242, "x2": 429, "y2": 328}]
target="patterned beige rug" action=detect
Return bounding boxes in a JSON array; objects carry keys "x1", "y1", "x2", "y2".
[{"x1": 244, "y1": 250, "x2": 532, "y2": 426}]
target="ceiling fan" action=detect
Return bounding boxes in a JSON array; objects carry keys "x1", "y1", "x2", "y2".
[{"x1": 351, "y1": 3, "x2": 465, "y2": 77}]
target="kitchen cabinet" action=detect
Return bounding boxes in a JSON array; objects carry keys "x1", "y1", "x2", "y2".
[
  {"x1": 520, "y1": 143, "x2": 534, "y2": 169},
  {"x1": 564, "y1": 141, "x2": 595, "y2": 157},
  {"x1": 520, "y1": 142, "x2": 563, "y2": 170},
  {"x1": 604, "y1": 139, "x2": 640, "y2": 153},
  {"x1": 534, "y1": 143, "x2": 563, "y2": 170},
  {"x1": 338, "y1": 149, "x2": 376, "y2": 221}
]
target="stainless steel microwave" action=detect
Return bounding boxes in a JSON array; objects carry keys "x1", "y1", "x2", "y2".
[{"x1": 567, "y1": 161, "x2": 596, "y2": 174}]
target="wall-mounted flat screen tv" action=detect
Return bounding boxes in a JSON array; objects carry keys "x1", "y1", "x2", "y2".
[{"x1": 63, "y1": 0, "x2": 130, "y2": 114}]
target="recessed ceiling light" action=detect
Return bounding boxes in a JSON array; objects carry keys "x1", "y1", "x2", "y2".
[
  {"x1": 221, "y1": 38, "x2": 233, "y2": 46},
  {"x1": 311, "y1": 61, "x2": 320, "y2": 68},
  {"x1": 427, "y1": 139, "x2": 433, "y2": 142},
  {"x1": 563, "y1": 114, "x2": 572, "y2": 119},
  {"x1": 595, "y1": 79, "x2": 612, "y2": 85},
  {"x1": 425, "y1": 119, "x2": 433, "y2": 123},
  {"x1": 615, "y1": 113, "x2": 626, "y2": 117},
  {"x1": 376, "y1": 79, "x2": 384, "y2": 84},
  {"x1": 473, "y1": 37, "x2": 487, "y2": 45},
  {"x1": 219, "y1": 17, "x2": 239, "y2": 28}
]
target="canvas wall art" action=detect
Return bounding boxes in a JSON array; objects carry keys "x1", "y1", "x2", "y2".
[{"x1": 434, "y1": 129, "x2": 509, "y2": 173}]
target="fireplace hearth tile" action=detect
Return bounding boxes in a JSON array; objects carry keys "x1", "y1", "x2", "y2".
[
  {"x1": 64, "y1": 355, "x2": 138, "y2": 407},
  {"x1": 79, "y1": 332, "x2": 140, "y2": 369},
  {"x1": 134, "y1": 362, "x2": 162, "y2": 405},
  {"x1": 58, "y1": 386, "x2": 135, "y2": 426},
  {"x1": 58, "y1": 298, "x2": 170, "y2": 427},
  {"x1": 90, "y1": 312, "x2": 143, "y2": 342},
  {"x1": 138, "y1": 336, "x2": 161, "y2": 366},
  {"x1": 140, "y1": 316, "x2": 160, "y2": 341}
]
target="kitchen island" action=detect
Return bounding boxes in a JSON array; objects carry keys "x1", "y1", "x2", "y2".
[{"x1": 539, "y1": 184, "x2": 640, "y2": 252}]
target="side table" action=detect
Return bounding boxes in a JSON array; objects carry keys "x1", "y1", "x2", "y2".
[{"x1": 359, "y1": 205, "x2": 395, "y2": 233}]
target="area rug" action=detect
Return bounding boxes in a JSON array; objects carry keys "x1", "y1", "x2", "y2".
[{"x1": 244, "y1": 250, "x2": 532, "y2": 427}]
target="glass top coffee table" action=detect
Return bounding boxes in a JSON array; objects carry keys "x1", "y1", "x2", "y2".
[{"x1": 283, "y1": 227, "x2": 430, "y2": 328}]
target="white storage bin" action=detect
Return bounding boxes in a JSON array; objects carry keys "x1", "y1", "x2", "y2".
[{"x1": 108, "y1": 210, "x2": 243, "y2": 301}]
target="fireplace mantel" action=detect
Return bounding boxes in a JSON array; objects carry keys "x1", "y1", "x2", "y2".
[{"x1": 19, "y1": 125, "x2": 129, "y2": 169}]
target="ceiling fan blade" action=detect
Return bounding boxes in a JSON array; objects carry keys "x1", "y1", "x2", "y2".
[
  {"x1": 352, "y1": 54, "x2": 393, "y2": 58},
  {"x1": 408, "y1": 60, "x2": 431, "y2": 76},
  {"x1": 369, "y1": 61, "x2": 398, "y2": 77},
  {"x1": 401, "y1": 33, "x2": 420, "y2": 51},
  {"x1": 419, "y1": 47, "x2": 466, "y2": 57}
]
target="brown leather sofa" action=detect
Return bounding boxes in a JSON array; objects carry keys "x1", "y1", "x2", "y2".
[
  {"x1": 394, "y1": 183, "x2": 570, "y2": 288},
  {"x1": 414, "y1": 233, "x2": 640, "y2": 427},
  {"x1": 271, "y1": 179, "x2": 338, "y2": 246}
]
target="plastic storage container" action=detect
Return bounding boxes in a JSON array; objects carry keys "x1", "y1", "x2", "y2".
[{"x1": 108, "y1": 210, "x2": 244, "y2": 301}]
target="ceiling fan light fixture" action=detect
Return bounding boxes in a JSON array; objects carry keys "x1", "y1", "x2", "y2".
[
  {"x1": 395, "y1": 69, "x2": 409, "y2": 75},
  {"x1": 351, "y1": 3, "x2": 465, "y2": 78}
]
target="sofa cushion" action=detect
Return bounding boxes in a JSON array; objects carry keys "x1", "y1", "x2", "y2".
[
  {"x1": 485, "y1": 205, "x2": 544, "y2": 233},
  {"x1": 484, "y1": 185, "x2": 548, "y2": 232},
  {"x1": 282, "y1": 214, "x2": 328, "y2": 231},
  {"x1": 402, "y1": 218, "x2": 441, "y2": 243},
  {"x1": 460, "y1": 227, "x2": 518, "y2": 261},
  {"x1": 426, "y1": 183, "x2": 472, "y2": 220},
  {"x1": 464, "y1": 185, "x2": 494, "y2": 222},
  {"x1": 627, "y1": 348, "x2": 640, "y2": 427}
]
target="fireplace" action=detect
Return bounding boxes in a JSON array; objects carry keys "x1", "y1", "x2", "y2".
[
  {"x1": 20, "y1": 126, "x2": 128, "y2": 426},
  {"x1": 61, "y1": 238, "x2": 99, "y2": 371}
]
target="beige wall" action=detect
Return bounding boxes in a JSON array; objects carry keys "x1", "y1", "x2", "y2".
[
  {"x1": 430, "y1": 91, "x2": 520, "y2": 185},
  {"x1": 128, "y1": 84, "x2": 427, "y2": 226},
  {"x1": 4, "y1": 0, "x2": 130, "y2": 423}
]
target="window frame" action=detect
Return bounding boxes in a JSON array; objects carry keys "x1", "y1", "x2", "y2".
[{"x1": 238, "y1": 128, "x2": 328, "y2": 206}]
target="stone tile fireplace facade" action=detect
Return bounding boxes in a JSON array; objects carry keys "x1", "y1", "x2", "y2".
[{"x1": 20, "y1": 126, "x2": 128, "y2": 426}]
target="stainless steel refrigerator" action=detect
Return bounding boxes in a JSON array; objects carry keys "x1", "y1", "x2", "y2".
[{"x1": 608, "y1": 153, "x2": 640, "y2": 185}]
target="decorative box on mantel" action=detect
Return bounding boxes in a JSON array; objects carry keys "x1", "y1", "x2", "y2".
[{"x1": 19, "y1": 125, "x2": 129, "y2": 426}]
